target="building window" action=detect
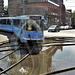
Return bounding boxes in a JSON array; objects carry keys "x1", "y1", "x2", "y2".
[{"x1": 24, "y1": 0, "x2": 28, "y2": 4}]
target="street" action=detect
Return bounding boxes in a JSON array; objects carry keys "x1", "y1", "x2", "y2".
[
  {"x1": 44, "y1": 29, "x2": 75, "y2": 38},
  {"x1": 0, "y1": 30, "x2": 75, "y2": 75}
]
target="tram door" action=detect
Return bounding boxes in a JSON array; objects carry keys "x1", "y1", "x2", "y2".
[
  {"x1": 20, "y1": 19, "x2": 26, "y2": 42},
  {"x1": 13, "y1": 19, "x2": 22, "y2": 39}
]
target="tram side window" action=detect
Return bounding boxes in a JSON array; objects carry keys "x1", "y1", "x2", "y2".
[
  {"x1": 0, "y1": 19, "x2": 2, "y2": 24},
  {"x1": 3, "y1": 19, "x2": 6, "y2": 24},
  {"x1": 7, "y1": 19, "x2": 11, "y2": 25},
  {"x1": 13, "y1": 19, "x2": 20, "y2": 27}
]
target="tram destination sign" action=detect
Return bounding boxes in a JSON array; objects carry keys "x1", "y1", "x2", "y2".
[{"x1": 30, "y1": 16, "x2": 41, "y2": 19}]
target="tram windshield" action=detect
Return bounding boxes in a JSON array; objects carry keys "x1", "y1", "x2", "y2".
[{"x1": 26, "y1": 19, "x2": 44, "y2": 31}]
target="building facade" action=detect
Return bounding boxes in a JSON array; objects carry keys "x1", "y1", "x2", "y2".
[
  {"x1": 8, "y1": 0, "x2": 22, "y2": 16},
  {"x1": 65, "y1": 10, "x2": 72, "y2": 25},
  {"x1": 0, "y1": 0, "x2": 4, "y2": 13},
  {"x1": 8, "y1": 0, "x2": 66, "y2": 27}
]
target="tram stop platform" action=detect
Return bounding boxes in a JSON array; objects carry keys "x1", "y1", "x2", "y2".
[{"x1": 44, "y1": 29, "x2": 75, "y2": 38}]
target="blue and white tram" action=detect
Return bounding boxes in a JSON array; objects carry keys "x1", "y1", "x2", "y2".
[
  {"x1": 0, "y1": 15, "x2": 45, "y2": 43},
  {"x1": 0, "y1": 17, "x2": 13, "y2": 32}
]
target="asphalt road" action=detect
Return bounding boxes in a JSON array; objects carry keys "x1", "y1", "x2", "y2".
[
  {"x1": 44, "y1": 29, "x2": 75, "y2": 38},
  {"x1": 0, "y1": 30, "x2": 75, "y2": 75}
]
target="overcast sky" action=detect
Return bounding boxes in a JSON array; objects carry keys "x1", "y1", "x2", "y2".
[
  {"x1": 64, "y1": 0, "x2": 75, "y2": 12},
  {"x1": 4, "y1": 0, "x2": 75, "y2": 12},
  {"x1": 4, "y1": 0, "x2": 8, "y2": 6}
]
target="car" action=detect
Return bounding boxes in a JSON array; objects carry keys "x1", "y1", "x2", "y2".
[
  {"x1": 48, "y1": 25, "x2": 60, "y2": 32},
  {"x1": 59, "y1": 26, "x2": 65, "y2": 30},
  {"x1": 59, "y1": 25, "x2": 73, "y2": 30}
]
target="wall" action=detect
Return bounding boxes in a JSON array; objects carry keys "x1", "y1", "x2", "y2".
[{"x1": 0, "y1": 0, "x2": 4, "y2": 13}]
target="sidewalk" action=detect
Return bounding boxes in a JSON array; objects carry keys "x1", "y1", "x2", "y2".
[{"x1": 44, "y1": 29, "x2": 75, "y2": 38}]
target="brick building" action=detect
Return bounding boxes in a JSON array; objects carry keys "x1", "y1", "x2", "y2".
[
  {"x1": 8, "y1": 0, "x2": 23, "y2": 16},
  {"x1": 65, "y1": 10, "x2": 72, "y2": 25},
  {"x1": 25, "y1": 0, "x2": 65, "y2": 25},
  {"x1": 0, "y1": 0, "x2": 4, "y2": 13},
  {"x1": 8, "y1": 0, "x2": 66, "y2": 26}
]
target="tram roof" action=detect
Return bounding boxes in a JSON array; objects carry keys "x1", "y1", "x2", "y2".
[
  {"x1": 0, "y1": 15, "x2": 44, "y2": 19},
  {"x1": 16, "y1": 15, "x2": 44, "y2": 17},
  {"x1": 0, "y1": 17, "x2": 28, "y2": 19}
]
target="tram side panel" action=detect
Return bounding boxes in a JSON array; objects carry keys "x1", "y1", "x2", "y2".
[{"x1": 0, "y1": 19, "x2": 13, "y2": 32}]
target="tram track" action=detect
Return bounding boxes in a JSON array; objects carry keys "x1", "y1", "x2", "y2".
[
  {"x1": 40, "y1": 66, "x2": 75, "y2": 75},
  {"x1": 0, "y1": 41, "x2": 75, "y2": 52},
  {"x1": 0, "y1": 45, "x2": 21, "y2": 60},
  {"x1": 0, "y1": 46, "x2": 35, "y2": 75},
  {"x1": 0, "y1": 38, "x2": 75, "y2": 75}
]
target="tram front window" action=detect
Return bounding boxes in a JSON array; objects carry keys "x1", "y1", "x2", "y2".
[{"x1": 26, "y1": 19, "x2": 43, "y2": 31}]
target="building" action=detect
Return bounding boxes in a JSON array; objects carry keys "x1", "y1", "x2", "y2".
[
  {"x1": 0, "y1": 0, "x2": 4, "y2": 13},
  {"x1": 25, "y1": 0, "x2": 65, "y2": 25},
  {"x1": 8, "y1": 0, "x2": 22, "y2": 16},
  {"x1": 65, "y1": 10, "x2": 72, "y2": 25},
  {"x1": 8, "y1": 0, "x2": 66, "y2": 27},
  {"x1": 8, "y1": 0, "x2": 47, "y2": 16}
]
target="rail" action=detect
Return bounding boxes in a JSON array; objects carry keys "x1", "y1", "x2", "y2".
[{"x1": 0, "y1": 38, "x2": 75, "y2": 74}]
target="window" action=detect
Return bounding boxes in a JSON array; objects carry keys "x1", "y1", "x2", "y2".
[
  {"x1": 26, "y1": 19, "x2": 43, "y2": 31},
  {"x1": 0, "y1": 19, "x2": 11, "y2": 25},
  {"x1": 3, "y1": 19, "x2": 6, "y2": 24},
  {"x1": 13, "y1": 19, "x2": 21, "y2": 28},
  {"x1": 24, "y1": 0, "x2": 28, "y2": 4},
  {"x1": 7, "y1": 19, "x2": 11, "y2": 25},
  {"x1": 13, "y1": 19, "x2": 20, "y2": 25},
  {"x1": 0, "y1": 19, "x2": 2, "y2": 24},
  {"x1": 21, "y1": 20, "x2": 25, "y2": 30}
]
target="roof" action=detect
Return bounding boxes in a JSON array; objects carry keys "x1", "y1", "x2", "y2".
[
  {"x1": 0, "y1": 15, "x2": 44, "y2": 19},
  {"x1": 48, "y1": 0, "x2": 59, "y2": 7}
]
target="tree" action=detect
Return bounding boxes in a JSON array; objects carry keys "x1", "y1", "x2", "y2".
[{"x1": 72, "y1": 11, "x2": 75, "y2": 18}]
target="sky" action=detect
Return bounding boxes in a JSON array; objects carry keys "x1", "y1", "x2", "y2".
[
  {"x1": 63, "y1": 0, "x2": 75, "y2": 12},
  {"x1": 4, "y1": 0, "x2": 75, "y2": 12},
  {"x1": 4, "y1": 0, "x2": 8, "y2": 6}
]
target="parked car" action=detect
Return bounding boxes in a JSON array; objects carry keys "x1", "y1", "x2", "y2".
[
  {"x1": 48, "y1": 25, "x2": 60, "y2": 32},
  {"x1": 59, "y1": 26, "x2": 65, "y2": 30},
  {"x1": 59, "y1": 25, "x2": 72, "y2": 30}
]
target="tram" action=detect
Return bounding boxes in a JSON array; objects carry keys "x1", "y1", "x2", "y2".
[{"x1": 0, "y1": 15, "x2": 45, "y2": 42}]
